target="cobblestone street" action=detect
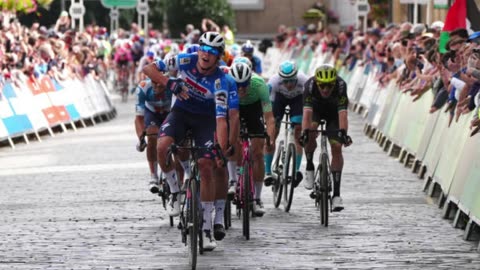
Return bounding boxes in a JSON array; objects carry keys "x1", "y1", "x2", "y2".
[{"x1": 1, "y1": 99, "x2": 479, "y2": 270}]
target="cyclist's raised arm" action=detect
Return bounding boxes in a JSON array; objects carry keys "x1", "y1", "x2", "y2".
[{"x1": 142, "y1": 61, "x2": 169, "y2": 86}]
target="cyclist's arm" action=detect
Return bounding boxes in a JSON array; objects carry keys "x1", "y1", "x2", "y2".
[
  {"x1": 337, "y1": 80, "x2": 349, "y2": 132},
  {"x1": 257, "y1": 77, "x2": 275, "y2": 139},
  {"x1": 227, "y1": 77, "x2": 240, "y2": 147},
  {"x1": 135, "y1": 83, "x2": 147, "y2": 138},
  {"x1": 143, "y1": 62, "x2": 169, "y2": 86},
  {"x1": 302, "y1": 82, "x2": 314, "y2": 131}
]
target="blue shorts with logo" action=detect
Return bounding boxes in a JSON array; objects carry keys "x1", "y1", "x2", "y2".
[
  {"x1": 159, "y1": 107, "x2": 216, "y2": 159},
  {"x1": 144, "y1": 108, "x2": 169, "y2": 130}
]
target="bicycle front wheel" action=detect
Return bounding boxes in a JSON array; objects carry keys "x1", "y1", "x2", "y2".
[
  {"x1": 272, "y1": 141, "x2": 284, "y2": 208},
  {"x1": 224, "y1": 197, "x2": 231, "y2": 230},
  {"x1": 188, "y1": 179, "x2": 198, "y2": 269},
  {"x1": 283, "y1": 143, "x2": 296, "y2": 212},
  {"x1": 320, "y1": 153, "x2": 329, "y2": 227},
  {"x1": 242, "y1": 161, "x2": 251, "y2": 240}
]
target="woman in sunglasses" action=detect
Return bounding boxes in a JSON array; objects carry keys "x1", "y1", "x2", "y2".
[
  {"x1": 227, "y1": 60, "x2": 275, "y2": 216},
  {"x1": 301, "y1": 64, "x2": 352, "y2": 212},
  {"x1": 142, "y1": 31, "x2": 233, "y2": 251},
  {"x1": 264, "y1": 61, "x2": 308, "y2": 189}
]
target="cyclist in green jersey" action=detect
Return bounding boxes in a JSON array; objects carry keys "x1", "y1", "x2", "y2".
[{"x1": 227, "y1": 59, "x2": 275, "y2": 216}]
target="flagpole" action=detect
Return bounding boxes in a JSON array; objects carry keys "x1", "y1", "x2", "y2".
[{"x1": 413, "y1": 0, "x2": 418, "y2": 24}]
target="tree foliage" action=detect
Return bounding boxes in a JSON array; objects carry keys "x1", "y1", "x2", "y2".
[{"x1": 166, "y1": 0, "x2": 235, "y2": 37}]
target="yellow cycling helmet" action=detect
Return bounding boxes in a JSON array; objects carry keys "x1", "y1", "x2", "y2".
[{"x1": 315, "y1": 64, "x2": 337, "y2": 84}]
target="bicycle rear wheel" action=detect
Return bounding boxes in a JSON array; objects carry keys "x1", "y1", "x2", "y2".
[
  {"x1": 283, "y1": 143, "x2": 296, "y2": 212},
  {"x1": 242, "y1": 161, "x2": 251, "y2": 240},
  {"x1": 188, "y1": 179, "x2": 198, "y2": 269},
  {"x1": 272, "y1": 141, "x2": 284, "y2": 208},
  {"x1": 224, "y1": 198, "x2": 231, "y2": 230},
  {"x1": 320, "y1": 154, "x2": 329, "y2": 227}
]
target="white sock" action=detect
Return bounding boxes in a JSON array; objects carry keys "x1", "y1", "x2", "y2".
[
  {"x1": 180, "y1": 160, "x2": 191, "y2": 180},
  {"x1": 165, "y1": 169, "x2": 179, "y2": 193},
  {"x1": 255, "y1": 181, "x2": 263, "y2": 200},
  {"x1": 214, "y1": 199, "x2": 225, "y2": 225},
  {"x1": 227, "y1": 161, "x2": 237, "y2": 183},
  {"x1": 201, "y1": 201, "x2": 214, "y2": 232}
]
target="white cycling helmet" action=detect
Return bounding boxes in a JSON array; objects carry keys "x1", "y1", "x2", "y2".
[
  {"x1": 278, "y1": 60, "x2": 298, "y2": 79},
  {"x1": 199, "y1": 31, "x2": 225, "y2": 54},
  {"x1": 232, "y1": 56, "x2": 252, "y2": 70},
  {"x1": 229, "y1": 62, "x2": 252, "y2": 84}
]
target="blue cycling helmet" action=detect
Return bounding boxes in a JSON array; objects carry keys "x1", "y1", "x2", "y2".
[
  {"x1": 186, "y1": 44, "x2": 200, "y2": 54},
  {"x1": 146, "y1": 50, "x2": 155, "y2": 58},
  {"x1": 278, "y1": 61, "x2": 298, "y2": 79},
  {"x1": 241, "y1": 41, "x2": 254, "y2": 54}
]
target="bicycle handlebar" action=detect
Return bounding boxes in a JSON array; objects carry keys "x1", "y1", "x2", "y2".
[{"x1": 166, "y1": 143, "x2": 227, "y2": 167}]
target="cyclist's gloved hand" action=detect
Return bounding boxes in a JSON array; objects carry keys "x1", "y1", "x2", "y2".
[
  {"x1": 167, "y1": 78, "x2": 188, "y2": 99},
  {"x1": 299, "y1": 130, "x2": 309, "y2": 147},
  {"x1": 338, "y1": 129, "x2": 353, "y2": 147},
  {"x1": 136, "y1": 137, "x2": 147, "y2": 152}
]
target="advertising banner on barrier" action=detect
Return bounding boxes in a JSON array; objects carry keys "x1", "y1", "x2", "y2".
[
  {"x1": 51, "y1": 79, "x2": 81, "y2": 121},
  {"x1": 24, "y1": 76, "x2": 69, "y2": 126},
  {"x1": 432, "y1": 114, "x2": 471, "y2": 192},
  {"x1": 0, "y1": 82, "x2": 33, "y2": 136}
]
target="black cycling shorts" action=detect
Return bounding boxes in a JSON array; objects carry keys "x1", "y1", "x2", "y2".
[
  {"x1": 159, "y1": 107, "x2": 216, "y2": 159},
  {"x1": 311, "y1": 106, "x2": 342, "y2": 143},
  {"x1": 240, "y1": 100, "x2": 265, "y2": 136},
  {"x1": 272, "y1": 94, "x2": 303, "y2": 128}
]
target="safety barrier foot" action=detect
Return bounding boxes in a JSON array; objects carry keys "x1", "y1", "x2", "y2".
[
  {"x1": 442, "y1": 200, "x2": 458, "y2": 220},
  {"x1": 23, "y1": 133, "x2": 30, "y2": 145},
  {"x1": 364, "y1": 124, "x2": 370, "y2": 135},
  {"x1": 357, "y1": 106, "x2": 365, "y2": 115},
  {"x1": 437, "y1": 191, "x2": 447, "y2": 209},
  {"x1": 383, "y1": 140, "x2": 392, "y2": 153},
  {"x1": 368, "y1": 127, "x2": 376, "y2": 139},
  {"x1": 453, "y1": 209, "x2": 469, "y2": 229},
  {"x1": 362, "y1": 109, "x2": 369, "y2": 119},
  {"x1": 427, "y1": 181, "x2": 441, "y2": 198},
  {"x1": 7, "y1": 137, "x2": 15, "y2": 149},
  {"x1": 379, "y1": 135, "x2": 387, "y2": 148},
  {"x1": 422, "y1": 176, "x2": 432, "y2": 192},
  {"x1": 463, "y1": 220, "x2": 480, "y2": 241},
  {"x1": 398, "y1": 149, "x2": 407, "y2": 163},
  {"x1": 411, "y1": 159, "x2": 421, "y2": 174},
  {"x1": 418, "y1": 165, "x2": 427, "y2": 180},
  {"x1": 389, "y1": 144, "x2": 401, "y2": 158},
  {"x1": 404, "y1": 153, "x2": 415, "y2": 169}
]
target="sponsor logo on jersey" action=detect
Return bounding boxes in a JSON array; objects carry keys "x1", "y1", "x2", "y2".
[
  {"x1": 161, "y1": 122, "x2": 170, "y2": 131},
  {"x1": 185, "y1": 76, "x2": 209, "y2": 97},
  {"x1": 140, "y1": 81, "x2": 147, "y2": 88},
  {"x1": 215, "y1": 79, "x2": 221, "y2": 90},
  {"x1": 215, "y1": 91, "x2": 227, "y2": 105},
  {"x1": 180, "y1": 57, "x2": 191, "y2": 65}
]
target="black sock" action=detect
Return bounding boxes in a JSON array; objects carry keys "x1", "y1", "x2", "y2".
[
  {"x1": 306, "y1": 152, "x2": 314, "y2": 171},
  {"x1": 332, "y1": 171, "x2": 342, "y2": 197}
]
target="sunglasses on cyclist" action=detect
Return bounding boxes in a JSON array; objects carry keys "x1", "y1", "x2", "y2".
[
  {"x1": 316, "y1": 82, "x2": 335, "y2": 91},
  {"x1": 237, "y1": 80, "x2": 250, "y2": 88},
  {"x1": 283, "y1": 78, "x2": 297, "y2": 84},
  {"x1": 199, "y1": 45, "x2": 220, "y2": 56}
]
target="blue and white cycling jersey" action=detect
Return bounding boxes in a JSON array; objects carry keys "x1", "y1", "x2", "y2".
[
  {"x1": 135, "y1": 79, "x2": 172, "y2": 115},
  {"x1": 155, "y1": 53, "x2": 234, "y2": 118},
  {"x1": 252, "y1": 55, "x2": 262, "y2": 74},
  {"x1": 225, "y1": 73, "x2": 239, "y2": 110}
]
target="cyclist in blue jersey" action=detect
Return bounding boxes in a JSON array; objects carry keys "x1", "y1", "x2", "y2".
[
  {"x1": 143, "y1": 32, "x2": 233, "y2": 251},
  {"x1": 241, "y1": 41, "x2": 263, "y2": 75},
  {"x1": 134, "y1": 63, "x2": 172, "y2": 193}
]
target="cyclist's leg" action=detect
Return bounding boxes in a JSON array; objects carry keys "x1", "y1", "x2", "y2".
[
  {"x1": 157, "y1": 109, "x2": 187, "y2": 216},
  {"x1": 326, "y1": 118, "x2": 344, "y2": 199},
  {"x1": 289, "y1": 95, "x2": 304, "y2": 176},
  {"x1": 304, "y1": 105, "x2": 321, "y2": 190},
  {"x1": 264, "y1": 95, "x2": 285, "y2": 177},
  {"x1": 189, "y1": 113, "x2": 218, "y2": 249},
  {"x1": 144, "y1": 109, "x2": 164, "y2": 177}
]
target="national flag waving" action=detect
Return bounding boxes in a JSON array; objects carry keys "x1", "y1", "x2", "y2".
[{"x1": 439, "y1": 0, "x2": 480, "y2": 53}]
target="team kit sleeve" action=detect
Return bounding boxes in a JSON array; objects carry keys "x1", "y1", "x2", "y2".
[
  {"x1": 337, "y1": 79, "x2": 349, "y2": 112},
  {"x1": 267, "y1": 75, "x2": 278, "y2": 101},
  {"x1": 257, "y1": 77, "x2": 272, "y2": 113},
  {"x1": 135, "y1": 81, "x2": 149, "y2": 116},
  {"x1": 303, "y1": 79, "x2": 314, "y2": 110},
  {"x1": 226, "y1": 74, "x2": 239, "y2": 110},
  {"x1": 214, "y1": 75, "x2": 231, "y2": 118}
]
